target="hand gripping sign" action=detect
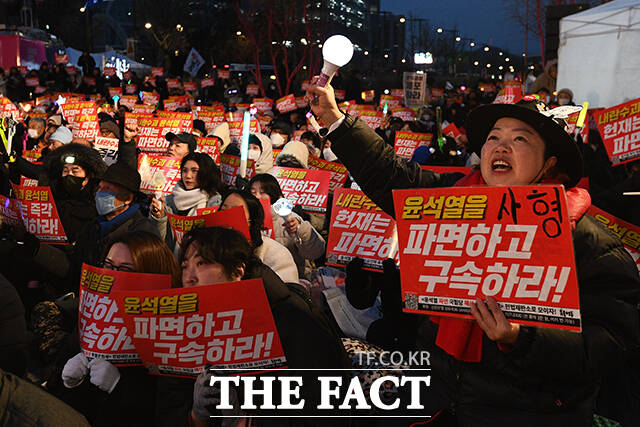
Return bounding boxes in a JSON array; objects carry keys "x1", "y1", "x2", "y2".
[
  {"x1": 272, "y1": 167, "x2": 331, "y2": 213},
  {"x1": 594, "y1": 97, "x2": 640, "y2": 165},
  {"x1": 112, "y1": 279, "x2": 287, "y2": 377},
  {"x1": 392, "y1": 185, "x2": 581, "y2": 331},
  {"x1": 6, "y1": 185, "x2": 67, "y2": 243},
  {"x1": 167, "y1": 206, "x2": 251, "y2": 247},
  {"x1": 588, "y1": 205, "x2": 640, "y2": 272},
  {"x1": 327, "y1": 188, "x2": 399, "y2": 272},
  {"x1": 138, "y1": 154, "x2": 182, "y2": 196},
  {"x1": 78, "y1": 264, "x2": 172, "y2": 365},
  {"x1": 394, "y1": 131, "x2": 433, "y2": 160}
]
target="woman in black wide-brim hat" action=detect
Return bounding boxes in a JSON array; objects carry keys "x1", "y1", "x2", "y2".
[{"x1": 305, "y1": 80, "x2": 640, "y2": 426}]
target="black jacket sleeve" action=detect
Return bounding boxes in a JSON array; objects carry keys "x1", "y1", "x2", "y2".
[
  {"x1": 117, "y1": 137, "x2": 138, "y2": 170},
  {"x1": 329, "y1": 114, "x2": 463, "y2": 217},
  {"x1": 9, "y1": 156, "x2": 43, "y2": 181}
]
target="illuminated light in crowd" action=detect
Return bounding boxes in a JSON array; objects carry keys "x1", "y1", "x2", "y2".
[
  {"x1": 470, "y1": 42, "x2": 475, "y2": 47},
  {"x1": 437, "y1": 28, "x2": 443, "y2": 33},
  {"x1": 499, "y1": 52, "x2": 503, "y2": 56},
  {"x1": 224, "y1": 64, "x2": 229, "y2": 68},
  {"x1": 460, "y1": 85, "x2": 466, "y2": 91},
  {"x1": 303, "y1": 66, "x2": 307, "y2": 70},
  {"x1": 364, "y1": 51, "x2": 369, "y2": 55},
  {"x1": 318, "y1": 43, "x2": 323, "y2": 48},
  {"x1": 473, "y1": 61, "x2": 479, "y2": 66},
  {"x1": 145, "y1": 22, "x2": 152, "y2": 29},
  {"x1": 384, "y1": 54, "x2": 389, "y2": 58},
  {"x1": 483, "y1": 46, "x2": 489, "y2": 52},
  {"x1": 80, "y1": 6, "x2": 86, "y2": 12},
  {"x1": 486, "y1": 63, "x2": 491, "y2": 68},
  {"x1": 236, "y1": 31, "x2": 242, "y2": 36},
  {"x1": 401, "y1": 58, "x2": 406, "y2": 63},
  {"x1": 455, "y1": 36, "x2": 461, "y2": 42},
  {"x1": 141, "y1": 57, "x2": 145, "y2": 61},
  {"x1": 300, "y1": 38, "x2": 307, "y2": 45},
  {"x1": 498, "y1": 65, "x2": 503, "y2": 70},
  {"x1": 399, "y1": 17, "x2": 406, "y2": 23},
  {"x1": 176, "y1": 24, "x2": 183, "y2": 32},
  {"x1": 505, "y1": 57, "x2": 510, "y2": 62},
  {"x1": 270, "y1": 75, "x2": 276, "y2": 80},
  {"x1": 384, "y1": 89, "x2": 389, "y2": 94}
]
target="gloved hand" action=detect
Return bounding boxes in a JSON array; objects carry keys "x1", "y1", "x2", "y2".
[
  {"x1": 62, "y1": 352, "x2": 89, "y2": 388},
  {"x1": 88, "y1": 358, "x2": 121, "y2": 393},
  {"x1": 192, "y1": 369, "x2": 241, "y2": 423},
  {"x1": 235, "y1": 174, "x2": 249, "y2": 191},
  {"x1": 6, "y1": 224, "x2": 40, "y2": 257}
]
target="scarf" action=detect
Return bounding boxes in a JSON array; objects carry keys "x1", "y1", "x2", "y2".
[
  {"x1": 432, "y1": 170, "x2": 591, "y2": 362},
  {"x1": 98, "y1": 204, "x2": 139, "y2": 237},
  {"x1": 172, "y1": 182, "x2": 209, "y2": 212}
]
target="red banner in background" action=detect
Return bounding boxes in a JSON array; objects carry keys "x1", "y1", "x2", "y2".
[
  {"x1": 78, "y1": 264, "x2": 172, "y2": 365},
  {"x1": 166, "y1": 78, "x2": 181, "y2": 90},
  {"x1": 379, "y1": 95, "x2": 403, "y2": 110},
  {"x1": 391, "y1": 107, "x2": 416, "y2": 121},
  {"x1": 72, "y1": 114, "x2": 100, "y2": 140},
  {"x1": 156, "y1": 110, "x2": 193, "y2": 132},
  {"x1": 246, "y1": 84, "x2": 259, "y2": 96},
  {"x1": 151, "y1": 67, "x2": 164, "y2": 77},
  {"x1": 273, "y1": 167, "x2": 331, "y2": 213},
  {"x1": 307, "y1": 155, "x2": 348, "y2": 194},
  {"x1": 108, "y1": 87, "x2": 123, "y2": 99},
  {"x1": 390, "y1": 89, "x2": 404, "y2": 98},
  {"x1": 220, "y1": 154, "x2": 255, "y2": 186},
  {"x1": 392, "y1": 185, "x2": 581, "y2": 331},
  {"x1": 253, "y1": 98, "x2": 274, "y2": 113},
  {"x1": 594, "y1": 98, "x2": 640, "y2": 165},
  {"x1": 119, "y1": 95, "x2": 137, "y2": 109},
  {"x1": 167, "y1": 206, "x2": 251, "y2": 247},
  {"x1": 10, "y1": 186, "x2": 67, "y2": 243},
  {"x1": 60, "y1": 101, "x2": 97, "y2": 127},
  {"x1": 356, "y1": 110, "x2": 384, "y2": 130},
  {"x1": 183, "y1": 81, "x2": 197, "y2": 92},
  {"x1": 197, "y1": 110, "x2": 225, "y2": 134},
  {"x1": 142, "y1": 91, "x2": 160, "y2": 106},
  {"x1": 137, "y1": 117, "x2": 186, "y2": 152},
  {"x1": 200, "y1": 77, "x2": 215, "y2": 88},
  {"x1": 195, "y1": 137, "x2": 221, "y2": 164},
  {"x1": 327, "y1": 188, "x2": 399, "y2": 272},
  {"x1": 217, "y1": 70, "x2": 230, "y2": 79},
  {"x1": 588, "y1": 205, "x2": 640, "y2": 272},
  {"x1": 138, "y1": 154, "x2": 182, "y2": 196},
  {"x1": 112, "y1": 279, "x2": 287, "y2": 377},
  {"x1": 394, "y1": 131, "x2": 433, "y2": 160},
  {"x1": 275, "y1": 94, "x2": 297, "y2": 114}
]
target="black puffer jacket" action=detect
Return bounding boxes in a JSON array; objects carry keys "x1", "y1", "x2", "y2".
[{"x1": 330, "y1": 115, "x2": 640, "y2": 425}]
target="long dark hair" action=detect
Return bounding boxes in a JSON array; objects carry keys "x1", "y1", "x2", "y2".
[
  {"x1": 181, "y1": 152, "x2": 225, "y2": 197},
  {"x1": 220, "y1": 189, "x2": 264, "y2": 248},
  {"x1": 248, "y1": 174, "x2": 283, "y2": 205}
]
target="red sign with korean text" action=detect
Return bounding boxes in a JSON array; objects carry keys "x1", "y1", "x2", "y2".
[
  {"x1": 327, "y1": 188, "x2": 399, "y2": 272},
  {"x1": 113, "y1": 279, "x2": 287, "y2": 376},
  {"x1": 142, "y1": 91, "x2": 160, "y2": 106},
  {"x1": 442, "y1": 122, "x2": 462, "y2": 139},
  {"x1": 228, "y1": 117, "x2": 259, "y2": 144},
  {"x1": 594, "y1": 97, "x2": 640, "y2": 165},
  {"x1": 0, "y1": 96, "x2": 21, "y2": 119},
  {"x1": 217, "y1": 69, "x2": 230, "y2": 79},
  {"x1": 361, "y1": 90, "x2": 375, "y2": 103},
  {"x1": 390, "y1": 89, "x2": 404, "y2": 98},
  {"x1": 25, "y1": 77, "x2": 39, "y2": 87},
  {"x1": 195, "y1": 137, "x2": 220, "y2": 164},
  {"x1": 10, "y1": 186, "x2": 67, "y2": 243},
  {"x1": 124, "y1": 112, "x2": 152, "y2": 127},
  {"x1": 166, "y1": 78, "x2": 181, "y2": 90},
  {"x1": 55, "y1": 53, "x2": 69, "y2": 64},
  {"x1": 200, "y1": 77, "x2": 215, "y2": 88},
  {"x1": 357, "y1": 110, "x2": 384, "y2": 130},
  {"x1": 72, "y1": 114, "x2": 100, "y2": 140},
  {"x1": 132, "y1": 104, "x2": 155, "y2": 114},
  {"x1": 253, "y1": 98, "x2": 274, "y2": 113},
  {"x1": 197, "y1": 110, "x2": 225, "y2": 134},
  {"x1": 20, "y1": 177, "x2": 38, "y2": 187},
  {"x1": 108, "y1": 87, "x2": 123, "y2": 99},
  {"x1": 156, "y1": 110, "x2": 193, "y2": 132},
  {"x1": 334, "y1": 89, "x2": 346, "y2": 101},
  {"x1": 379, "y1": 95, "x2": 402, "y2": 110},
  {"x1": 151, "y1": 67, "x2": 164, "y2": 77},
  {"x1": 60, "y1": 101, "x2": 97, "y2": 127},
  {"x1": 183, "y1": 81, "x2": 197, "y2": 92},
  {"x1": 21, "y1": 150, "x2": 41, "y2": 163},
  {"x1": 307, "y1": 155, "x2": 348, "y2": 194},
  {"x1": 588, "y1": 205, "x2": 640, "y2": 272},
  {"x1": 79, "y1": 264, "x2": 172, "y2": 365},
  {"x1": 394, "y1": 131, "x2": 433, "y2": 160},
  {"x1": 220, "y1": 154, "x2": 256, "y2": 186},
  {"x1": 138, "y1": 154, "x2": 182, "y2": 196},
  {"x1": 94, "y1": 136, "x2": 119, "y2": 166},
  {"x1": 392, "y1": 185, "x2": 581, "y2": 331},
  {"x1": 137, "y1": 117, "x2": 186, "y2": 152},
  {"x1": 246, "y1": 84, "x2": 259, "y2": 96},
  {"x1": 119, "y1": 95, "x2": 138, "y2": 109},
  {"x1": 431, "y1": 88, "x2": 444, "y2": 99},
  {"x1": 125, "y1": 84, "x2": 137, "y2": 95},
  {"x1": 167, "y1": 206, "x2": 251, "y2": 247},
  {"x1": 295, "y1": 96, "x2": 307, "y2": 109},
  {"x1": 391, "y1": 107, "x2": 416, "y2": 121},
  {"x1": 273, "y1": 167, "x2": 331, "y2": 213},
  {"x1": 564, "y1": 110, "x2": 590, "y2": 143},
  {"x1": 275, "y1": 94, "x2": 297, "y2": 114}
]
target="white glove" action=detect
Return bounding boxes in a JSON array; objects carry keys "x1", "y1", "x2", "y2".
[
  {"x1": 88, "y1": 358, "x2": 121, "y2": 394},
  {"x1": 62, "y1": 352, "x2": 89, "y2": 388}
]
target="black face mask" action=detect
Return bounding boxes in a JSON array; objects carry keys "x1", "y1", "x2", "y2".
[{"x1": 62, "y1": 175, "x2": 85, "y2": 195}]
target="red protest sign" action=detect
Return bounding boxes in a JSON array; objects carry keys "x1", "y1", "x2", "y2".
[
  {"x1": 246, "y1": 84, "x2": 259, "y2": 96},
  {"x1": 119, "y1": 95, "x2": 138, "y2": 109},
  {"x1": 0, "y1": 96, "x2": 21, "y2": 120},
  {"x1": 168, "y1": 206, "x2": 251, "y2": 247},
  {"x1": 167, "y1": 78, "x2": 181, "y2": 90},
  {"x1": 493, "y1": 82, "x2": 523, "y2": 104},
  {"x1": 11, "y1": 186, "x2": 67, "y2": 243},
  {"x1": 137, "y1": 117, "x2": 185, "y2": 152},
  {"x1": 124, "y1": 112, "x2": 152, "y2": 127},
  {"x1": 78, "y1": 264, "x2": 172, "y2": 365},
  {"x1": 588, "y1": 205, "x2": 640, "y2": 272},
  {"x1": 94, "y1": 136, "x2": 120, "y2": 166},
  {"x1": 260, "y1": 198, "x2": 275, "y2": 239},
  {"x1": 151, "y1": 67, "x2": 164, "y2": 77},
  {"x1": 200, "y1": 77, "x2": 215, "y2": 88},
  {"x1": 20, "y1": 177, "x2": 39, "y2": 187},
  {"x1": 442, "y1": 122, "x2": 462, "y2": 139},
  {"x1": 275, "y1": 94, "x2": 297, "y2": 114},
  {"x1": 108, "y1": 87, "x2": 123, "y2": 99},
  {"x1": 137, "y1": 154, "x2": 182, "y2": 196},
  {"x1": 21, "y1": 150, "x2": 41, "y2": 163},
  {"x1": 307, "y1": 155, "x2": 348, "y2": 194},
  {"x1": 431, "y1": 88, "x2": 444, "y2": 99},
  {"x1": 72, "y1": 113, "x2": 100, "y2": 140},
  {"x1": 217, "y1": 69, "x2": 230, "y2": 79},
  {"x1": 55, "y1": 53, "x2": 69, "y2": 64},
  {"x1": 25, "y1": 77, "x2": 39, "y2": 87},
  {"x1": 0, "y1": 195, "x2": 23, "y2": 228},
  {"x1": 357, "y1": 110, "x2": 384, "y2": 130},
  {"x1": 420, "y1": 165, "x2": 472, "y2": 176},
  {"x1": 197, "y1": 110, "x2": 225, "y2": 134},
  {"x1": 295, "y1": 96, "x2": 307, "y2": 109},
  {"x1": 156, "y1": 110, "x2": 193, "y2": 132},
  {"x1": 394, "y1": 131, "x2": 433, "y2": 160},
  {"x1": 390, "y1": 89, "x2": 404, "y2": 98},
  {"x1": 132, "y1": 104, "x2": 155, "y2": 114},
  {"x1": 103, "y1": 67, "x2": 116, "y2": 77},
  {"x1": 379, "y1": 95, "x2": 403, "y2": 110},
  {"x1": 273, "y1": 167, "x2": 331, "y2": 213},
  {"x1": 253, "y1": 98, "x2": 274, "y2": 113},
  {"x1": 220, "y1": 154, "x2": 256, "y2": 186},
  {"x1": 391, "y1": 107, "x2": 416, "y2": 121},
  {"x1": 183, "y1": 81, "x2": 197, "y2": 92},
  {"x1": 361, "y1": 90, "x2": 375, "y2": 103},
  {"x1": 334, "y1": 89, "x2": 346, "y2": 101},
  {"x1": 125, "y1": 83, "x2": 137, "y2": 94},
  {"x1": 594, "y1": 98, "x2": 640, "y2": 165},
  {"x1": 60, "y1": 101, "x2": 97, "y2": 127},
  {"x1": 327, "y1": 188, "x2": 399, "y2": 272},
  {"x1": 195, "y1": 137, "x2": 221, "y2": 164},
  {"x1": 392, "y1": 185, "x2": 581, "y2": 331},
  {"x1": 142, "y1": 91, "x2": 160, "y2": 106},
  {"x1": 113, "y1": 279, "x2": 287, "y2": 376},
  {"x1": 228, "y1": 117, "x2": 259, "y2": 144}
]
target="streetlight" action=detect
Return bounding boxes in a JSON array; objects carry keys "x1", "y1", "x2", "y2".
[
  {"x1": 483, "y1": 46, "x2": 489, "y2": 52},
  {"x1": 236, "y1": 31, "x2": 242, "y2": 36},
  {"x1": 269, "y1": 75, "x2": 276, "y2": 80},
  {"x1": 499, "y1": 51, "x2": 503, "y2": 56},
  {"x1": 399, "y1": 17, "x2": 406, "y2": 23},
  {"x1": 145, "y1": 22, "x2": 152, "y2": 29},
  {"x1": 80, "y1": 6, "x2": 86, "y2": 12},
  {"x1": 401, "y1": 58, "x2": 406, "y2": 63},
  {"x1": 470, "y1": 42, "x2": 475, "y2": 47},
  {"x1": 455, "y1": 36, "x2": 461, "y2": 42},
  {"x1": 364, "y1": 50, "x2": 369, "y2": 56},
  {"x1": 437, "y1": 28, "x2": 443, "y2": 33},
  {"x1": 505, "y1": 57, "x2": 510, "y2": 62},
  {"x1": 176, "y1": 24, "x2": 183, "y2": 32},
  {"x1": 473, "y1": 61, "x2": 479, "y2": 66}
]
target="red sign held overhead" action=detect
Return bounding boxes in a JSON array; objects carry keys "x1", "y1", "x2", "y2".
[
  {"x1": 273, "y1": 167, "x2": 331, "y2": 213},
  {"x1": 307, "y1": 155, "x2": 348, "y2": 194},
  {"x1": 195, "y1": 137, "x2": 221, "y2": 164},
  {"x1": 392, "y1": 185, "x2": 581, "y2": 331},
  {"x1": 379, "y1": 95, "x2": 403, "y2": 110},
  {"x1": 327, "y1": 188, "x2": 399, "y2": 272},
  {"x1": 112, "y1": 279, "x2": 287, "y2": 376},
  {"x1": 275, "y1": 94, "x2": 297, "y2": 114},
  {"x1": 220, "y1": 154, "x2": 256, "y2": 186},
  {"x1": 394, "y1": 131, "x2": 433, "y2": 160},
  {"x1": 137, "y1": 117, "x2": 188, "y2": 152},
  {"x1": 391, "y1": 107, "x2": 416, "y2": 122},
  {"x1": 356, "y1": 110, "x2": 384, "y2": 130},
  {"x1": 253, "y1": 98, "x2": 274, "y2": 113},
  {"x1": 200, "y1": 77, "x2": 215, "y2": 88},
  {"x1": 94, "y1": 136, "x2": 120, "y2": 166},
  {"x1": 137, "y1": 154, "x2": 182, "y2": 196},
  {"x1": 72, "y1": 113, "x2": 100, "y2": 140},
  {"x1": 594, "y1": 97, "x2": 640, "y2": 165},
  {"x1": 246, "y1": 84, "x2": 259, "y2": 96}
]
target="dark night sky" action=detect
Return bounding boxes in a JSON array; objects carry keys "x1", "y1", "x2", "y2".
[{"x1": 382, "y1": 0, "x2": 542, "y2": 56}]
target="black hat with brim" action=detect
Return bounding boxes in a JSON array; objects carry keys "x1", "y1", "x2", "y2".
[
  {"x1": 165, "y1": 131, "x2": 197, "y2": 153},
  {"x1": 100, "y1": 162, "x2": 141, "y2": 193},
  {"x1": 466, "y1": 98, "x2": 583, "y2": 188}
]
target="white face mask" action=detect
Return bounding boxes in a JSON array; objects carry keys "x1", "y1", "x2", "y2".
[
  {"x1": 323, "y1": 147, "x2": 338, "y2": 162},
  {"x1": 270, "y1": 133, "x2": 285, "y2": 148},
  {"x1": 558, "y1": 97, "x2": 570, "y2": 106},
  {"x1": 28, "y1": 129, "x2": 40, "y2": 139},
  {"x1": 248, "y1": 148, "x2": 261, "y2": 161}
]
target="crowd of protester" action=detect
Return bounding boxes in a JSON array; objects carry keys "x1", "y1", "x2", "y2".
[{"x1": 0, "y1": 55, "x2": 639, "y2": 427}]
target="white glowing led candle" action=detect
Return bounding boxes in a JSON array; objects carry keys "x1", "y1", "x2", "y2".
[{"x1": 316, "y1": 35, "x2": 354, "y2": 87}]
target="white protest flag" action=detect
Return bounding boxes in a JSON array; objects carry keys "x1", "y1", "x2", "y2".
[{"x1": 183, "y1": 48, "x2": 205, "y2": 77}]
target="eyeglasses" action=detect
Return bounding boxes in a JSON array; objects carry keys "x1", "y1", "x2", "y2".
[{"x1": 101, "y1": 260, "x2": 136, "y2": 272}]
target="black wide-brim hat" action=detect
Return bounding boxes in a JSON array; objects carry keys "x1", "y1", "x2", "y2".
[
  {"x1": 466, "y1": 97, "x2": 583, "y2": 188},
  {"x1": 100, "y1": 162, "x2": 141, "y2": 193}
]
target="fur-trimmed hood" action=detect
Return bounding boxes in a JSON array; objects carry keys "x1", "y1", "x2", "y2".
[{"x1": 41, "y1": 143, "x2": 108, "y2": 187}]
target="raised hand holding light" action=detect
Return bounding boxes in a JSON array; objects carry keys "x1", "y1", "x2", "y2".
[{"x1": 316, "y1": 35, "x2": 354, "y2": 88}]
